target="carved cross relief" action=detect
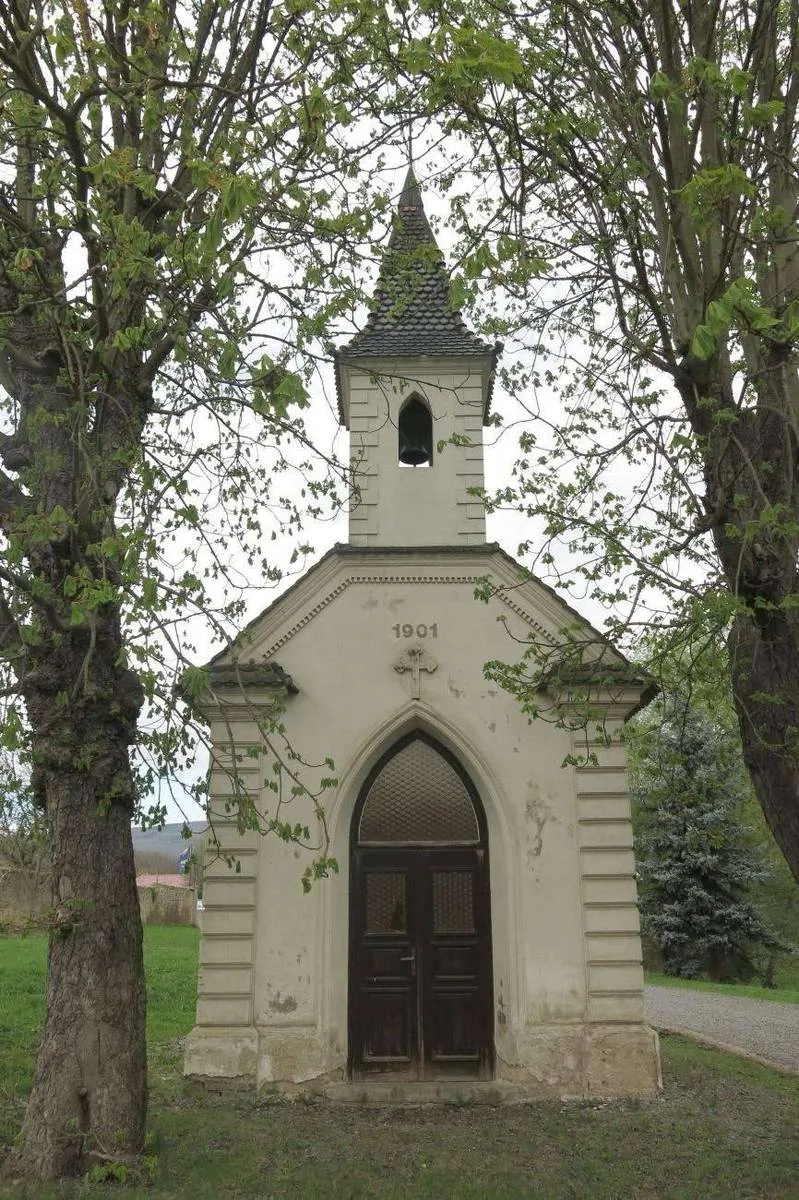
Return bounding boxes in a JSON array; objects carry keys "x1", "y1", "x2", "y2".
[{"x1": 394, "y1": 644, "x2": 438, "y2": 699}]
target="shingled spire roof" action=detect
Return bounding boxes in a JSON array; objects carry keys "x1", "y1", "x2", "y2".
[{"x1": 334, "y1": 167, "x2": 500, "y2": 419}]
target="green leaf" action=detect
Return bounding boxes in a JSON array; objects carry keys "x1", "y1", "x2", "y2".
[
  {"x1": 690, "y1": 324, "x2": 717, "y2": 360},
  {"x1": 274, "y1": 372, "x2": 309, "y2": 412},
  {"x1": 650, "y1": 72, "x2": 675, "y2": 102},
  {"x1": 180, "y1": 666, "x2": 210, "y2": 702},
  {"x1": 142, "y1": 577, "x2": 159, "y2": 608}
]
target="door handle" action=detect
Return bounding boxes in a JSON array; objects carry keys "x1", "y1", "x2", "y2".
[{"x1": 399, "y1": 949, "x2": 416, "y2": 976}]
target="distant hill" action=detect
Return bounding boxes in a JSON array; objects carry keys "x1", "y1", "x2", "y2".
[{"x1": 131, "y1": 821, "x2": 207, "y2": 866}]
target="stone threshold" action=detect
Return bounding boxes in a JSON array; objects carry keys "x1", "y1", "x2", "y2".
[{"x1": 324, "y1": 1080, "x2": 524, "y2": 1105}]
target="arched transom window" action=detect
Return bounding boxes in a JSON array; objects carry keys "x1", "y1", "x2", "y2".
[{"x1": 357, "y1": 734, "x2": 481, "y2": 845}]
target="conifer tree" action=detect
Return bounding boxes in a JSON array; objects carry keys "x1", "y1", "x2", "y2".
[{"x1": 632, "y1": 703, "x2": 783, "y2": 981}]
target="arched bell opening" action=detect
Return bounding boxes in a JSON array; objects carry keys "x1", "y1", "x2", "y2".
[
  {"x1": 348, "y1": 732, "x2": 494, "y2": 1081},
  {"x1": 398, "y1": 394, "x2": 433, "y2": 468}
]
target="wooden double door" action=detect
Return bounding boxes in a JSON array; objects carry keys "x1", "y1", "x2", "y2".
[{"x1": 349, "y1": 847, "x2": 493, "y2": 1079}]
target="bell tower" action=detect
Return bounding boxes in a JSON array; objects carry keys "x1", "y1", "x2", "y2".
[{"x1": 334, "y1": 168, "x2": 500, "y2": 547}]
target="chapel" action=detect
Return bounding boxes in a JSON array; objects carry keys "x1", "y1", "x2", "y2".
[{"x1": 184, "y1": 169, "x2": 661, "y2": 1097}]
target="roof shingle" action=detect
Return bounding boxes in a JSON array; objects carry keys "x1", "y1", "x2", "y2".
[
  {"x1": 337, "y1": 167, "x2": 496, "y2": 360},
  {"x1": 334, "y1": 168, "x2": 500, "y2": 421}
]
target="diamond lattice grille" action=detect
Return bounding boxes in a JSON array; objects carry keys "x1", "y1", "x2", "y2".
[
  {"x1": 433, "y1": 871, "x2": 475, "y2": 933},
  {"x1": 359, "y1": 739, "x2": 479, "y2": 844},
  {"x1": 366, "y1": 873, "x2": 407, "y2": 933}
]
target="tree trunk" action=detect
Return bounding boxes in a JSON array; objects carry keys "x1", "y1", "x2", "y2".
[
  {"x1": 729, "y1": 611, "x2": 799, "y2": 886},
  {"x1": 696, "y1": 365, "x2": 799, "y2": 885},
  {"x1": 9, "y1": 622, "x2": 147, "y2": 1179}
]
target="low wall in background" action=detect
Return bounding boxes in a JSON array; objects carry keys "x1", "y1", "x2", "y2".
[
  {"x1": 2, "y1": 866, "x2": 198, "y2": 927},
  {"x1": 0, "y1": 866, "x2": 50, "y2": 926},
  {"x1": 138, "y1": 882, "x2": 197, "y2": 925}
]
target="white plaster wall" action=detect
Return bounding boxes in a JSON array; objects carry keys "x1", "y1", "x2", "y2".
[
  {"x1": 185, "y1": 549, "x2": 658, "y2": 1096},
  {"x1": 247, "y1": 561, "x2": 587, "y2": 1075}
]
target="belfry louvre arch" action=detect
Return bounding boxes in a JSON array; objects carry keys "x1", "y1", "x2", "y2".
[
  {"x1": 349, "y1": 733, "x2": 494, "y2": 1080},
  {"x1": 397, "y1": 393, "x2": 433, "y2": 467}
]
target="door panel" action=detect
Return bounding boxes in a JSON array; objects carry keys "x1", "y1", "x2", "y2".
[
  {"x1": 428, "y1": 991, "x2": 481, "y2": 1062},
  {"x1": 363, "y1": 990, "x2": 413, "y2": 1063},
  {"x1": 353, "y1": 862, "x2": 417, "y2": 1072},
  {"x1": 350, "y1": 849, "x2": 493, "y2": 1079},
  {"x1": 426, "y1": 857, "x2": 486, "y2": 1076},
  {"x1": 431, "y1": 943, "x2": 478, "y2": 977}
]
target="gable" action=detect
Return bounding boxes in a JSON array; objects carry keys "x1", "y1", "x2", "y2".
[{"x1": 208, "y1": 544, "x2": 645, "y2": 699}]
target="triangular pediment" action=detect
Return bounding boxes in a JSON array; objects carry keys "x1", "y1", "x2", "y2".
[{"x1": 205, "y1": 545, "x2": 651, "y2": 710}]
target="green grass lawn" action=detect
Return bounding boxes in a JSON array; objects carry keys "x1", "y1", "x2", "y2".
[
  {"x1": 0, "y1": 925, "x2": 201, "y2": 1109},
  {"x1": 2, "y1": 927, "x2": 798, "y2": 1199},
  {"x1": 645, "y1": 959, "x2": 799, "y2": 1005}
]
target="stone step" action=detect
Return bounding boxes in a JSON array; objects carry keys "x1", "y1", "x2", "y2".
[{"x1": 323, "y1": 1079, "x2": 524, "y2": 1105}]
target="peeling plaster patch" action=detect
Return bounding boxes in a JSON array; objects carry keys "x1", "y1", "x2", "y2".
[
  {"x1": 497, "y1": 983, "x2": 507, "y2": 1028},
  {"x1": 448, "y1": 677, "x2": 465, "y2": 698},
  {"x1": 268, "y1": 992, "x2": 298, "y2": 1014},
  {"x1": 525, "y1": 786, "x2": 555, "y2": 863}
]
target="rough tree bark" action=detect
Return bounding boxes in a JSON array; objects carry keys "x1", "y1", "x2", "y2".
[
  {"x1": 2, "y1": 315, "x2": 152, "y2": 1175},
  {"x1": 679, "y1": 341, "x2": 799, "y2": 882},
  {"x1": 18, "y1": 623, "x2": 147, "y2": 1176},
  {"x1": 731, "y1": 614, "x2": 799, "y2": 879},
  {"x1": 707, "y1": 404, "x2": 799, "y2": 882},
  {"x1": 0, "y1": 163, "x2": 155, "y2": 1175}
]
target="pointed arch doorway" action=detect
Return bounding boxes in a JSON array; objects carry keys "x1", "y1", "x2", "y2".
[{"x1": 348, "y1": 732, "x2": 494, "y2": 1080}]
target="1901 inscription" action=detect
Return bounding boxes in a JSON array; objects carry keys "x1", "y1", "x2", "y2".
[{"x1": 392, "y1": 622, "x2": 438, "y2": 639}]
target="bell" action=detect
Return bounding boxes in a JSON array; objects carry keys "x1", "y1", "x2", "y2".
[
  {"x1": 398, "y1": 397, "x2": 432, "y2": 466},
  {"x1": 399, "y1": 434, "x2": 431, "y2": 466}
]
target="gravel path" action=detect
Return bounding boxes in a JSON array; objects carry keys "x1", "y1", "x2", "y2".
[{"x1": 645, "y1": 985, "x2": 799, "y2": 1073}]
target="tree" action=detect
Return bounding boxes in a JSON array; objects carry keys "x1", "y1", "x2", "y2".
[
  {"x1": 403, "y1": 0, "x2": 799, "y2": 880},
  {"x1": 0, "y1": 0, "x2": 400, "y2": 1179},
  {"x1": 634, "y1": 623, "x2": 799, "y2": 977},
  {"x1": 630, "y1": 699, "x2": 790, "y2": 982},
  {"x1": 0, "y1": 742, "x2": 47, "y2": 913}
]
